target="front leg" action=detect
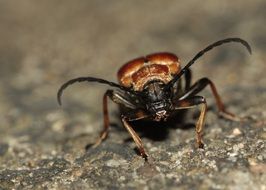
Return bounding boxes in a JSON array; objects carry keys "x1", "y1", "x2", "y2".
[
  {"x1": 174, "y1": 96, "x2": 207, "y2": 148},
  {"x1": 121, "y1": 110, "x2": 151, "y2": 160}
]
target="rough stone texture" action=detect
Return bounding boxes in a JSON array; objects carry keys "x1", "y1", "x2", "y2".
[{"x1": 0, "y1": 1, "x2": 265, "y2": 189}]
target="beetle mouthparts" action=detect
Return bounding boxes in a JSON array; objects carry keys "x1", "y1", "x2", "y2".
[{"x1": 154, "y1": 110, "x2": 168, "y2": 121}]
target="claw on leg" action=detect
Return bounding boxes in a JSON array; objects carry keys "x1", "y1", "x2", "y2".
[{"x1": 92, "y1": 131, "x2": 108, "y2": 148}]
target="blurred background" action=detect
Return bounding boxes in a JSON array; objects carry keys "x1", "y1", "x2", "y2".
[{"x1": 0, "y1": 0, "x2": 265, "y2": 189}]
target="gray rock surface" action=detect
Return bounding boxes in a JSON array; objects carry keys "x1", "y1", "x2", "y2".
[{"x1": 0, "y1": 1, "x2": 265, "y2": 189}]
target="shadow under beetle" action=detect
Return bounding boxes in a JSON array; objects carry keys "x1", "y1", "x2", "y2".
[{"x1": 57, "y1": 38, "x2": 251, "y2": 159}]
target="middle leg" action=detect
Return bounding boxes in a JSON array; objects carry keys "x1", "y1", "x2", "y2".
[
  {"x1": 179, "y1": 77, "x2": 241, "y2": 121},
  {"x1": 93, "y1": 90, "x2": 138, "y2": 148}
]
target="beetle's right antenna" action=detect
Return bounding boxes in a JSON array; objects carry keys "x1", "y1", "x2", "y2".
[
  {"x1": 166, "y1": 38, "x2": 252, "y2": 89},
  {"x1": 57, "y1": 77, "x2": 135, "y2": 105}
]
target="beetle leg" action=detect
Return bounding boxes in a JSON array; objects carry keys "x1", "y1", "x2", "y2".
[
  {"x1": 184, "y1": 69, "x2": 192, "y2": 91},
  {"x1": 121, "y1": 111, "x2": 151, "y2": 160},
  {"x1": 172, "y1": 69, "x2": 191, "y2": 101},
  {"x1": 179, "y1": 77, "x2": 241, "y2": 121},
  {"x1": 122, "y1": 117, "x2": 147, "y2": 159},
  {"x1": 92, "y1": 90, "x2": 111, "y2": 147},
  {"x1": 93, "y1": 90, "x2": 138, "y2": 148},
  {"x1": 174, "y1": 96, "x2": 207, "y2": 148}
]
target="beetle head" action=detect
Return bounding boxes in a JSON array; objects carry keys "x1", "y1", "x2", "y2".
[{"x1": 141, "y1": 80, "x2": 173, "y2": 121}]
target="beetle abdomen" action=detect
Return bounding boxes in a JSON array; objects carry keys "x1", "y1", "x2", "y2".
[{"x1": 118, "y1": 52, "x2": 181, "y2": 91}]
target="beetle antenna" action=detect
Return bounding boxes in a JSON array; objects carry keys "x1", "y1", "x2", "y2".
[
  {"x1": 166, "y1": 38, "x2": 251, "y2": 88},
  {"x1": 57, "y1": 77, "x2": 135, "y2": 105}
]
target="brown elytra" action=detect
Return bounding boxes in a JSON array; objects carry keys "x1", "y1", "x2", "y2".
[{"x1": 117, "y1": 52, "x2": 181, "y2": 91}]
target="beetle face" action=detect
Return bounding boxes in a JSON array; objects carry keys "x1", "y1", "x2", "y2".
[{"x1": 142, "y1": 81, "x2": 173, "y2": 121}]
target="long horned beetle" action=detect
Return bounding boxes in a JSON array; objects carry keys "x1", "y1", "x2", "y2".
[{"x1": 57, "y1": 38, "x2": 251, "y2": 159}]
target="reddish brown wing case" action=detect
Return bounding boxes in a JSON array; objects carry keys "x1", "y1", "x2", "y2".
[{"x1": 117, "y1": 52, "x2": 181, "y2": 91}]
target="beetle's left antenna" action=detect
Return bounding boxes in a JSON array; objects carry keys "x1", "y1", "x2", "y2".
[
  {"x1": 57, "y1": 77, "x2": 133, "y2": 105},
  {"x1": 166, "y1": 38, "x2": 252, "y2": 88}
]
